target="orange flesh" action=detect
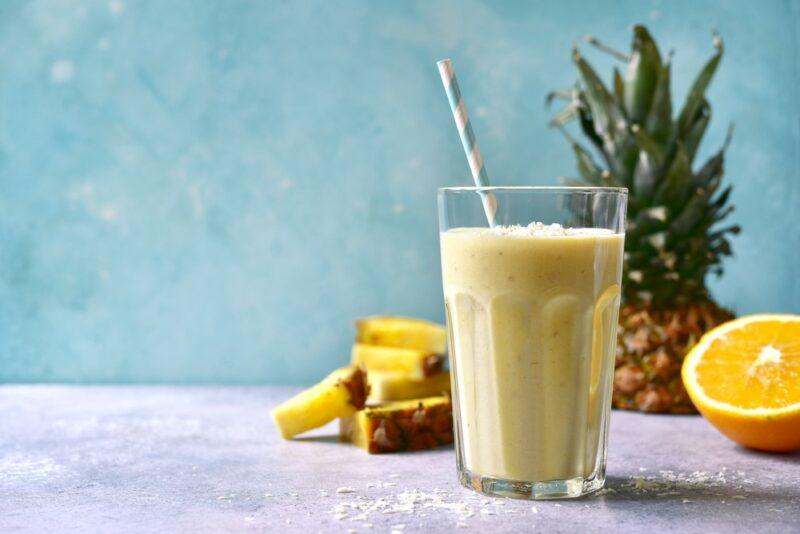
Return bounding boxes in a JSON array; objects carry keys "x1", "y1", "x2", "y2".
[{"x1": 695, "y1": 320, "x2": 800, "y2": 410}]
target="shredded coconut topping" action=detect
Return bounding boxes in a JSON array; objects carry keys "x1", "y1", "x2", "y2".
[{"x1": 483, "y1": 222, "x2": 615, "y2": 237}]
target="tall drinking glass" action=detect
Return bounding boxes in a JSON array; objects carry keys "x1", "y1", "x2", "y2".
[{"x1": 438, "y1": 186, "x2": 627, "y2": 499}]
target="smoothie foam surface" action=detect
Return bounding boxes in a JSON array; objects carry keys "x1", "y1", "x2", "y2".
[{"x1": 474, "y1": 222, "x2": 616, "y2": 237}]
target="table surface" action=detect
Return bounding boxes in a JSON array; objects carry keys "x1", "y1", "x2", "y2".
[{"x1": 1, "y1": 386, "x2": 798, "y2": 533}]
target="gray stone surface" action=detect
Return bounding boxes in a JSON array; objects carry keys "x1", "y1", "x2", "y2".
[{"x1": 1, "y1": 386, "x2": 798, "y2": 533}]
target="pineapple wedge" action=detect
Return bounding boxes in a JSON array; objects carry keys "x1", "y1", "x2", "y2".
[
  {"x1": 351, "y1": 343, "x2": 444, "y2": 380},
  {"x1": 271, "y1": 366, "x2": 368, "y2": 439},
  {"x1": 355, "y1": 316, "x2": 447, "y2": 354},
  {"x1": 367, "y1": 370, "x2": 451, "y2": 403},
  {"x1": 340, "y1": 395, "x2": 453, "y2": 453}
]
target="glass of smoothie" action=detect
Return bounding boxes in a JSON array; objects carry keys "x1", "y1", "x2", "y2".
[{"x1": 438, "y1": 186, "x2": 627, "y2": 499}]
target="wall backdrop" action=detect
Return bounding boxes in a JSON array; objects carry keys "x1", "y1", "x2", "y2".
[{"x1": 1, "y1": 0, "x2": 798, "y2": 384}]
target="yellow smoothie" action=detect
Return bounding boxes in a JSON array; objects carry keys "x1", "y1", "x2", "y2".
[{"x1": 440, "y1": 224, "x2": 623, "y2": 483}]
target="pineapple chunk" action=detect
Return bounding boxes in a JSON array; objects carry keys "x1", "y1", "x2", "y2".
[
  {"x1": 355, "y1": 316, "x2": 447, "y2": 353},
  {"x1": 340, "y1": 395, "x2": 453, "y2": 453},
  {"x1": 367, "y1": 371, "x2": 451, "y2": 403},
  {"x1": 351, "y1": 343, "x2": 444, "y2": 380},
  {"x1": 271, "y1": 366, "x2": 368, "y2": 439}
]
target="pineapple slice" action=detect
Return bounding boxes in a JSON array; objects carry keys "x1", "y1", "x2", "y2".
[
  {"x1": 271, "y1": 366, "x2": 368, "y2": 439},
  {"x1": 367, "y1": 370, "x2": 451, "y2": 403},
  {"x1": 355, "y1": 316, "x2": 447, "y2": 354},
  {"x1": 340, "y1": 395, "x2": 453, "y2": 453},
  {"x1": 351, "y1": 343, "x2": 444, "y2": 380}
]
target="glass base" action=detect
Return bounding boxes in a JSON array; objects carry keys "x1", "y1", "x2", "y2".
[{"x1": 459, "y1": 468, "x2": 605, "y2": 500}]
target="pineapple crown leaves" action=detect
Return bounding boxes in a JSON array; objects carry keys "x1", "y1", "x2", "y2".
[{"x1": 548, "y1": 25, "x2": 741, "y2": 307}]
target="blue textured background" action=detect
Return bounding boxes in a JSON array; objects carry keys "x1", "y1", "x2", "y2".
[{"x1": 1, "y1": 0, "x2": 798, "y2": 384}]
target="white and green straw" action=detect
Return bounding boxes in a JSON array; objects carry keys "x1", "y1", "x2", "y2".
[{"x1": 437, "y1": 58, "x2": 497, "y2": 226}]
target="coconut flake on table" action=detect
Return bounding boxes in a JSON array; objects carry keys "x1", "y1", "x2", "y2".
[{"x1": 330, "y1": 488, "x2": 478, "y2": 522}]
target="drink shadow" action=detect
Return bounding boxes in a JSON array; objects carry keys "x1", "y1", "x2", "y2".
[
  {"x1": 595, "y1": 472, "x2": 799, "y2": 507},
  {"x1": 290, "y1": 434, "x2": 341, "y2": 444},
  {"x1": 287, "y1": 435, "x2": 456, "y2": 455},
  {"x1": 731, "y1": 445, "x2": 800, "y2": 465}
]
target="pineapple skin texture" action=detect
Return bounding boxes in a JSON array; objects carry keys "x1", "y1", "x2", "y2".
[
  {"x1": 367, "y1": 370, "x2": 451, "y2": 403},
  {"x1": 271, "y1": 366, "x2": 368, "y2": 439},
  {"x1": 613, "y1": 303, "x2": 734, "y2": 413},
  {"x1": 355, "y1": 316, "x2": 447, "y2": 354},
  {"x1": 351, "y1": 343, "x2": 444, "y2": 380},
  {"x1": 340, "y1": 395, "x2": 453, "y2": 453}
]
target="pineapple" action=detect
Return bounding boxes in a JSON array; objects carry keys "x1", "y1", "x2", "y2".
[
  {"x1": 351, "y1": 343, "x2": 445, "y2": 380},
  {"x1": 367, "y1": 370, "x2": 451, "y2": 403},
  {"x1": 339, "y1": 395, "x2": 453, "y2": 453},
  {"x1": 271, "y1": 366, "x2": 369, "y2": 439},
  {"x1": 355, "y1": 316, "x2": 447, "y2": 354},
  {"x1": 549, "y1": 25, "x2": 739, "y2": 413}
]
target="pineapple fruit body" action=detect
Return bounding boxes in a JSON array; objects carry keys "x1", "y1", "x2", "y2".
[
  {"x1": 270, "y1": 316, "x2": 454, "y2": 448},
  {"x1": 550, "y1": 25, "x2": 740, "y2": 413},
  {"x1": 271, "y1": 366, "x2": 368, "y2": 439},
  {"x1": 355, "y1": 316, "x2": 447, "y2": 353},
  {"x1": 347, "y1": 316, "x2": 454, "y2": 452},
  {"x1": 340, "y1": 395, "x2": 453, "y2": 453},
  {"x1": 351, "y1": 343, "x2": 444, "y2": 380},
  {"x1": 367, "y1": 370, "x2": 451, "y2": 403}
]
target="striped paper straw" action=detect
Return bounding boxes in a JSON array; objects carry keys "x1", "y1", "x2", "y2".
[{"x1": 437, "y1": 58, "x2": 497, "y2": 226}]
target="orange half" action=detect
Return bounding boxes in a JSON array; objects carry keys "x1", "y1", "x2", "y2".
[{"x1": 682, "y1": 314, "x2": 800, "y2": 452}]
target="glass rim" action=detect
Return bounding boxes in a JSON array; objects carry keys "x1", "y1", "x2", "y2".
[{"x1": 439, "y1": 185, "x2": 627, "y2": 194}]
